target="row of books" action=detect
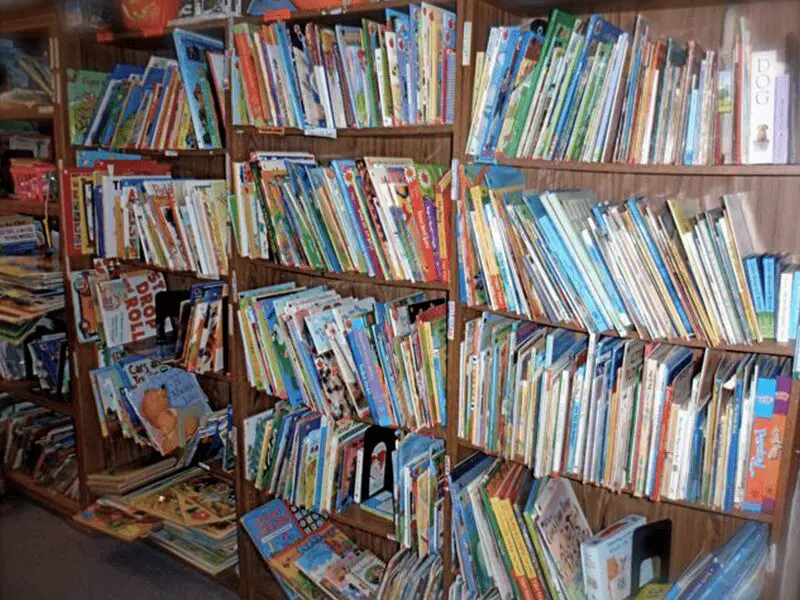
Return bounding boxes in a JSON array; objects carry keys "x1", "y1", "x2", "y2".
[
  {"x1": 241, "y1": 498, "x2": 385, "y2": 600},
  {"x1": 451, "y1": 457, "x2": 595, "y2": 599},
  {"x1": 61, "y1": 161, "x2": 229, "y2": 280},
  {"x1": 379, "y1": 549, "x2": 443, "y2": 600},
  {"x1": 0, "y1": 398, "x2": 79, "y2": 501},
  {"x1": 75, "y1": 467, "x2": 239, "y2": 576},
  {"x1": 458, "y1": 165, "x2": 782, "y2": 347},
  {"x1": 233, "y1": 3, "x2": 456, "y2": 131},
  {"x1": 0, "y1": 254, "x2": 64, "y2": 325},
  {"x1": 70, "y1": 30, "x2": 226, "y2": 151},
  {"x1": 394, "y1": 433, "x2": 445, "y2": 557},
  {"x1": 450, "y1": 451, "x2": 770, "y2": 600},
  {"x1": 460, "y1": 313, "x2": 791, "y2": 514},
  {"x1": 238, "y1": 283, "x2": 447, "y2": 431},
  {"x1": 467, "y1": 9, "x2": 792, "y2": 166},
  {"x1": 232, "y1": 153, "x2": 452, "y2": 285},
  {"x1": 90, "y1": 351, "x2": 214, "y2": 455}
]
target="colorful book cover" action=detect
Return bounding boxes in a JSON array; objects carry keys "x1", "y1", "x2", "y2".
[
  {"x1": 172, "y1": 29, "x2": 224, "y2": 149},
  {"x1": 67, "y1": 69, "x2": 109, "y2": 146}
]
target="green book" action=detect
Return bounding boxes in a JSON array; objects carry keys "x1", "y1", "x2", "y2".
[
  {"x1": 67, "y1": 69, "x2": 109, "y2": 146},
  {"x1": 500, "y1": 9, "x2": 577, "y2": 158}
]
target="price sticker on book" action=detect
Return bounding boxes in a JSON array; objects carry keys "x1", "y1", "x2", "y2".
[
  {"x1": 462, "y1": 22, "x2": 472, "y2": 66},
  {"x1": 448, "y1": 300, "x2": 456, "y2": 340}
]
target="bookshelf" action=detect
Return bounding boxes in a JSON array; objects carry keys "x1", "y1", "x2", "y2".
[{"x1": 9, "y1": 0, "x2": 794, "y2": 598}]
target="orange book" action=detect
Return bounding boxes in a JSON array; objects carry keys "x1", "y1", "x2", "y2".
[{"x1": 744, "y1": 374, "x2": 791, "y2": 514}]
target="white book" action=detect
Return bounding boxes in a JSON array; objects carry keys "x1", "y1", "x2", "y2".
[
  {"x1": 777, "y1": 269, "x2": 794, "y2": 342},
  {"x1": 748, "y1": 50, "x2": 784, "y2": 164}
]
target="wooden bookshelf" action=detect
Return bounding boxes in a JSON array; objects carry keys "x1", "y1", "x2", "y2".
[
  {"x1": 462, "y1": 304, "x2": 797, "y2": 358},
  {"x1": 0, "y1": 104, "x2": 54, "y2": 121},
  {"x1": 27, "y1": 0, "x2": 800, "y2": 598},
  {"x1": 0, "y1": 379, "x2": 73, "y2": 415},
  {"x1": 0, "y1": 198, "x2": 59, "y2": 219}
]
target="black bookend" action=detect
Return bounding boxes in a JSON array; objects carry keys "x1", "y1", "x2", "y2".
[
  {"x1": 155, "y1": 290, "x2": 190, "y2": 347},
  {"x1": 358, "y1": 426, "x2": 397, "y2": 502},
  {"x1": 630, "y1": 519, "x2": 672, "y2": 595}
]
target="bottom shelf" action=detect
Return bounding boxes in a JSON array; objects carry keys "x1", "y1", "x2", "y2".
[{"x1": 6, "y1": 470, "x2": 80, "y2": 516}]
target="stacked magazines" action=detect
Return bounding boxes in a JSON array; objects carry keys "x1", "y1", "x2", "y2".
[
  {"x1": 232, "y1": 3, "x2": 456, "y2": 131},
  {"x1": 0, "y1": 254, "x2": 64, "y2": 324},
  {"x1": 232, "y1": 153, "x2": 452, "y2": 284},
  {"x1": 458, "y1": 165, "x2": 788, "y2": 347},
  {"x1": 467, "y1": 9, "x2": 792, "y2": 166},
  {"x1": 238, "y1": 283, "x2": 446, "y2": 431},
  {"x1": 460, "y1": 314, "x2": 791, "y2": 514}
]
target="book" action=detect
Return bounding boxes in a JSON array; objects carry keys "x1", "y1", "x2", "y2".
[{"x1": 67, "y1": 69, "x2": 109, "y2": 145}]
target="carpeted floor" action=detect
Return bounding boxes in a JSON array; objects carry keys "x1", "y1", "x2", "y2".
[{"x1": 0, "y1": 493, "x2": 239, "y2": 600}]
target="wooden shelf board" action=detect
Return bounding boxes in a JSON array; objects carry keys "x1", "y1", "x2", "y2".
[
  {"x1": 329, "y1": 503, "x2": 397, "y2": 541},
  {"x1": 197, "y1": 459, "x2": 236, "y2": 485},
  {"x1": 485, "y1": 156, "x2": 800, "y2": 177},
  {"x1": 74, "y1": 145, "x2": 226, "y2": 158},
  {"x1": 0, "y1": 198, "x2": 59, "y2": 219},
  {"x1": 462, "y1": 304, "x2": 795, "y2": 358},
  {"x1": 455, "y1": 438, "x2": 773, "y2": 524},
  {"x1": 0, "y1": 379, "x2": 73, "y2": 415},
  {"x1": 247, "y1": 258, "x2": 448, "y2": 291},
  {"x1": 0, "y1": 105, "x2": 54, "y2": 121},
  {"x1": 6, "y1": 470, "x2": 80, "y2": 516},
  {"x1": 88, "y1": 19, "x2": 228, "y2": 44},
  {"x1": 118, "y1": 258, "x2": 230, "y2": 283},
  {"x1": 234, "y1": 124, "x2": 453, "y2": 138},
  {"x1": 241, "y1": 0, "x2": 455, "y2": 25}
]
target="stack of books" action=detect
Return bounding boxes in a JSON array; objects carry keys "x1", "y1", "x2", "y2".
[
  {"x1": 0, "y1": 399, "x2": 79, "y2": 500},
  {"x1": 379, "y1": 549, "x2": 444, "y2": 599},
  {"x1": 0, "y1": 39, "x2": 54, "y2": 109},
  {"x1": 458, "y1": 165, "x2": 790, "y2": 347},
  {"x1": 242, "y1": 498, "x2": 385, "y2": 599},
  {"x1": 467, "y1": 9, "x2": 792, "y2": 166},
  {"x1": 70, "y1": 30, "x2": 226, "y2": 151},
  {"x1": 238, "y1": 283, "x2": 446, "y2": 431},
  {"x1": 0, "y1": 254, "x2": 64, "y2": 324},
  {"x1": 450, "y1": 456, "x2": 592, "y2": 599},
  {"x1": 232, "y1": 3, "x2": 456, "y2": 131},
  {"x1": 80, "y1": 467, "x2": 239, "y2": 575},
  {"x1": 232, "y1": 153, "x2": 451, "y2": 284},
  {"x1": 394, "y1": 433, "x2": 446, "y2": 557},
  {"x1": 61, "y1": 163, "x2": 229, "y2": 279},
  {"x1": 85, "y1": 458, "x2": 180, "y2": 495},
  {"x1": 460, "y1": 313, "x2": 792, "y2": 514}
]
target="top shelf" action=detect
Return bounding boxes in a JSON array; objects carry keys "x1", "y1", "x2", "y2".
[
  {"x1": 477, "y1": 0, "x2": 769, "y2": 17},
  {"x1": 240, "y1": 0, "x2": 455, "y2": 24},
  {"x1": 479, "y1": 157, "x2": 800, "y2": 178}
]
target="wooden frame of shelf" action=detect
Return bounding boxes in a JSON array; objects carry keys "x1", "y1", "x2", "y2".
[{"x1": 5, "y1": 470, "x2": 81, "y2": 516}]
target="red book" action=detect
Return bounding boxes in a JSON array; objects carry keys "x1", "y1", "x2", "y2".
[
  {"x1": 234, "y1": 27, "x2": 267, "y2": 127},
  {"x1": 408, "y1": 176, "x2": 438, "y2": 282}
]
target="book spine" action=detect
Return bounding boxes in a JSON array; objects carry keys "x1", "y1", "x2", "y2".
[
  {"x1": 748, "y1": 50, "x2": 779, "y2": 164},
  {"x1": 773, "y1": 73, "x2": 790, "y2": 164},
  {"x1": 777, "y1": 270, "x2": 793, "y2": 343}
]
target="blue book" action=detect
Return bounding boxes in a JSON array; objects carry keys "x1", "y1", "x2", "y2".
[
  {"x1": 789, "y1": 270, "x2": 800, "y2": 340},
  {"x1": 744, "y1": 255, "x2": 767, "y2": 336},
  {"x1": 526, "y1": 193, "x2": 610, "y2": 331},
  {"x1": 84, "y1": 64, "x2": 145, "y2": 146},
  {"x1": 172, "y1": 30, "x2": 224, "y2": 149},
  {"x1": 386, "y1": 9, "x2": 411, "y2": 124},
  {"x1": 347, "y1": 316, "x2": 393, "y2": 426},
  {"x1": 683, "y1": 89, "x2": 699, "y2": 164},
  {"x1": 763, "y1": 254, "x2": 778, "y2": 339},
  {"x1": 330, "y1": 160, "x2": 377, "y2": 276},
  {"x1": 240, "y1": 498, "x2": 306, "y2": 560},
  {"x1": 288, "y1": 162, "x2": 341, "y2": 271}
]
